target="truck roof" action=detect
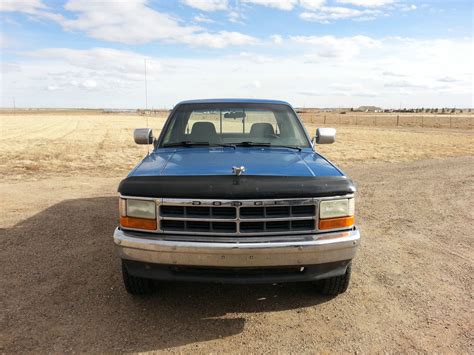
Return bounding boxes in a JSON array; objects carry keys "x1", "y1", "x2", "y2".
[{"x1": 175, "y1": 98, "x2": 291, "y2": 106}]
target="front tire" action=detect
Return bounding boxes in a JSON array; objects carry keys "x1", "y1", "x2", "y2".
[
  {"x1": 317, "y1": 262, "x2": 352, "y2": 296},
  {"x1": 122, "y1": 261, "x2": 154, "y2": 295}
]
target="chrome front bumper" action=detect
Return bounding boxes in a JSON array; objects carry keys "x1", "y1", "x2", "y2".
[{"x1": 113, "y1": 227, "x2": 360, "y2": 268}]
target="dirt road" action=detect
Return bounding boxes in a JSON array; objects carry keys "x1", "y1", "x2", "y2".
[{"x1": 1, "y1": 156, "x2": 473, "y2": 353}]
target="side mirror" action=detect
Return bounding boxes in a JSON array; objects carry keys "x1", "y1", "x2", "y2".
[
  {"x1": 134, "y1": 128, "x2": 153, "y2": 144},
  {"x1": 314, "y1": 127, "x2": 336, "y2": 144}
]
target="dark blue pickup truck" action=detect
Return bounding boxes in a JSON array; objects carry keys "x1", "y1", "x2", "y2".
[{"x1": 114, "y1": 99, "x2": 359, "y2": 296}]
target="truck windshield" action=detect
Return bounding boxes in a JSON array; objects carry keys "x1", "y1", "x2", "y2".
[{"x1": 160, "y1": 103, "x2": 310, "y2": 148}]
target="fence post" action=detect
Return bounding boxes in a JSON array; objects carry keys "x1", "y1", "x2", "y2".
[
  {"x1": 324, "y1": 115, "x2": 326, "y2": 124},
  {"x1": 374, "y1": 116, "x2": 376, "y2": 126},
  {"x1": 311, "y1": 115, "x2": 313, "y2": 124},
  {"x1": 450, "y1": 117, "x2": 452, "y2": 129},
  {"x1": 421, "y1": 116, "x2": 424, "y2": 128},
  {"x1": 396, "y1": 115, "x2": 399, "y2": 126}
]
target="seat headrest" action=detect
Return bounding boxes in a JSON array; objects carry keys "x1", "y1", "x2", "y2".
[
  {"x1": 190, "y1": 122, "x2": 219, "y2": 143},
  {"x1": 250, "y1": 123, "x2": 275, "y2": 137}
]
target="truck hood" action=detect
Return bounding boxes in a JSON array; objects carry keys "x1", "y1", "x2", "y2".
[{"x1": 129, "y1": 147, "x2": 343, "y2": 177}]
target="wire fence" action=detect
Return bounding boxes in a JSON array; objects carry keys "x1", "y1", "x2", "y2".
[{"x1": 298, "y1": 113, "x2": 473, "y2": 129}]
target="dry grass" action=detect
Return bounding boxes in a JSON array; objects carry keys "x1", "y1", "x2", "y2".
[
  {"x1": 1, "y1": 112, "x2": 473, "y2": 180},
  {"x1": 0, "y1": 113, "x2": 166, "y2": 180},
  {"x1": 308, "y1": 124, "x2": 474, "y2": 167},
  {"x1": 299, "y1": 112, "x2": 473, "y2": 129}
]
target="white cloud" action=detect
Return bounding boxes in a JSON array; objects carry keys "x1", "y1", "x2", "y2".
[
  {"x1": 1, "y1": 0, "x2": 257, "y2": 48},
  {"x1": 241, "y1": 0, "x2": 299, "y2": 11},
  {"x1": 58, "y1": 0, "x2": 193, "y2": 44},
  {"x1": 2, "y1": 37, "x2": 472, "y2": 108},
  {"x1": 299, "y1": 0, "x2": 326, "y2": 10},
  {"x1": 0, "y1": 32, "x2": 11, "y2": 48},
  {"x1": 193, "y1": 14, "x2": 215, "y2": 23},
  {"x1": 0, "y1": 0, "x2": 46, "y2": 13},
  {"x1": 300, "y1": 83, "x2": 379, "y2": 97},
  {"x1": 228, "y1": 10, "x2": 246, "y2": 23},
  {"x1": 328, "y1": 83, "x2": 380, "y2": 97},
  {"x1": 291, "y1": 35, "x2": 380, "y2": 59},
  {"x1": 1, "y1": 61, "x2": 21, "y2": 73},
  {"x1": 81, "y1": 79, "x2": 97, "y2": 89},
  {"x1": 33, "y1": 48, "x2": 158, "y2": 73},
  {"x1": 336, "y1": 0, "x2": 394, "y2": 7},
  {"x1": 181, "y1": 0, "x2": 228, "y2": 11},
  {"x1": 270, "y1": 34, "x2": 283, "y2": 44},
  {"x1": 46, "y1": 85, "x2": 59, "y2": 91},
  {"x1": 438, "y1": 76, "x2": 459, "y2": 83},
  {"x1": 238, "y1": 52, "x2": 275, "y2": 63},
  {"x1": 384, "y1": 80, "x2": 429, "y2": 89},
  {"x1": 46, "y1": 79, "x2": 97, "y2": 91},
  {"x1": 30, "y1": 47, "x2": 162, "y2": 87},
  {"x1": 187, "y1": 31, "x2": 259, "y2": 48},
  {"x1": 249, "y1": 80, "x2": 262, "y2": 88},
  {"x1": 300, "y1": 6, "x2": 381, "y2": 22},
  {"x1": 382, "y1": 71, "x2": 406, "y2": 77},
  {"x1": 398, "y1": 3, "x2": 417, "y2": 11}
]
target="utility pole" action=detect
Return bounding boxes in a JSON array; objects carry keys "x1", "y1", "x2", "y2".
[
  {"x1": 144, "y1": 59, "x2": 150, "y2": 156},
  {"x1": 144, "y1": 59, "x2": 148, "y2": 111}
]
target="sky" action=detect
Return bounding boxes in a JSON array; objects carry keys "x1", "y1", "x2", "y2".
[{"x1": 0, "y1": 0, "x2": 473, "y2": 109}]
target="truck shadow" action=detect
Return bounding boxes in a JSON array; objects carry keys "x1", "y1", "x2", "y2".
[{"x1": 2, "y1": 197, "x2": 332, "y2": 352}]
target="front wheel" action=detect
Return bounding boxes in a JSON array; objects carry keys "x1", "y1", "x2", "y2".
[
  {"x1": 121, "y1": 261, "x2": 154, "y2": 295},
  {"x1": 317, "y1": 262, "x2": 352, "y2": 296}
]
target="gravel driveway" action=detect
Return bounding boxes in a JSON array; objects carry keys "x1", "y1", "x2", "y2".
[{"x1": 1, "y1": 156, "x2": 473, "y2": 353}]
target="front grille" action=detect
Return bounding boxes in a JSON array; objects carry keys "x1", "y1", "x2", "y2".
[
  {"x1": 159, "y1": 199, "x2": 317, "y2": 236},
  {"x1": 161, "y1": 220, "x2": 237, "y2": 233},
  {"x1": 160, "y1": 205, "x2": 236, "y2": 219},
  {"x1": 240, "y1": 205, "x2": 315, "y2": 218}
]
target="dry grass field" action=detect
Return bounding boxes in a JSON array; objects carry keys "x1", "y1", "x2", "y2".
[
  {"x1": 1, "y1": 112, "x2": 472, "y2": 182},
  {"x1": 1, "y1": 111, "x2": 473, "y2": 353},
  {"x1": 299, "y1": 111, "x2": 474, "y2": 129}
]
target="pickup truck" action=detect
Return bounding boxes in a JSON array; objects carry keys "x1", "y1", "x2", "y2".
[{"x1": 114, "y1": 99, "x2": 359, "y2": 296}]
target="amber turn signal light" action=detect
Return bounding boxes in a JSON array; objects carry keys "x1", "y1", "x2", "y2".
[
  {"x1": 319, "y1": 215, "x2": 354, "y2": 230},
  {"x1": 120, "y1": 216, "x2": 157, "y2": 230}
]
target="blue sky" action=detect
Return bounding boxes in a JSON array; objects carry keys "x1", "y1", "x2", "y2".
[{"x1": 1, "y1": 0, "x2": 473, "y2": 108}]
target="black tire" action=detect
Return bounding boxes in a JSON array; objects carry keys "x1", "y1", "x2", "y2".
[
  {"x1": 317, "y1": 262, "x2": 352, "y2": 296},
  {"x1": 121, "y1": 261, "x2": 154, "y2": 295}
]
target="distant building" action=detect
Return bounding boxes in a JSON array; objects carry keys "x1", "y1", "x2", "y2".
[{"x1": 357, "y1": 106, "x2": 383, "y2": 113}]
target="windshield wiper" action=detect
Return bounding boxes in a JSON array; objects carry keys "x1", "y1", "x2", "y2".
[
  {"x1": 232, "y1": 141, "x2": 302, "y2": 151},
  {"x1": 233, "y1": 141, "x2": 271, "y2": 147},
  {"x1": 163, "y1": 141, "x2": 236, "y2": 149},
  {"x1": 271, "y1": 145, "x2": 302, "y2": 152}
]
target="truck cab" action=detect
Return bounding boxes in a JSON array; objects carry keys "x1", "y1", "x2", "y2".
[{"x1": 114, "y1": 99, "x2": 359, "y2": 296}]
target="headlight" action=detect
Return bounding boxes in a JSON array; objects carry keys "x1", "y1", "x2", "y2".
[
  {"x1": 319, "y1": 198, "x2": 354, "y2": 219},
  {"x1": 319, "y1": 198, "x2": 355, "y2": 230},
  {"x1": 125, "y1": 199, "x2": 156, "y2": 219},
  {"x1": 120, "y1": 198, "x2": 157, "y2": 230}
]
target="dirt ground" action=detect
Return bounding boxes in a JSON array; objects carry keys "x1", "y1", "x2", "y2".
[{"x1": 1, "y1": 113, "x2": 473, "y2": 353}]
